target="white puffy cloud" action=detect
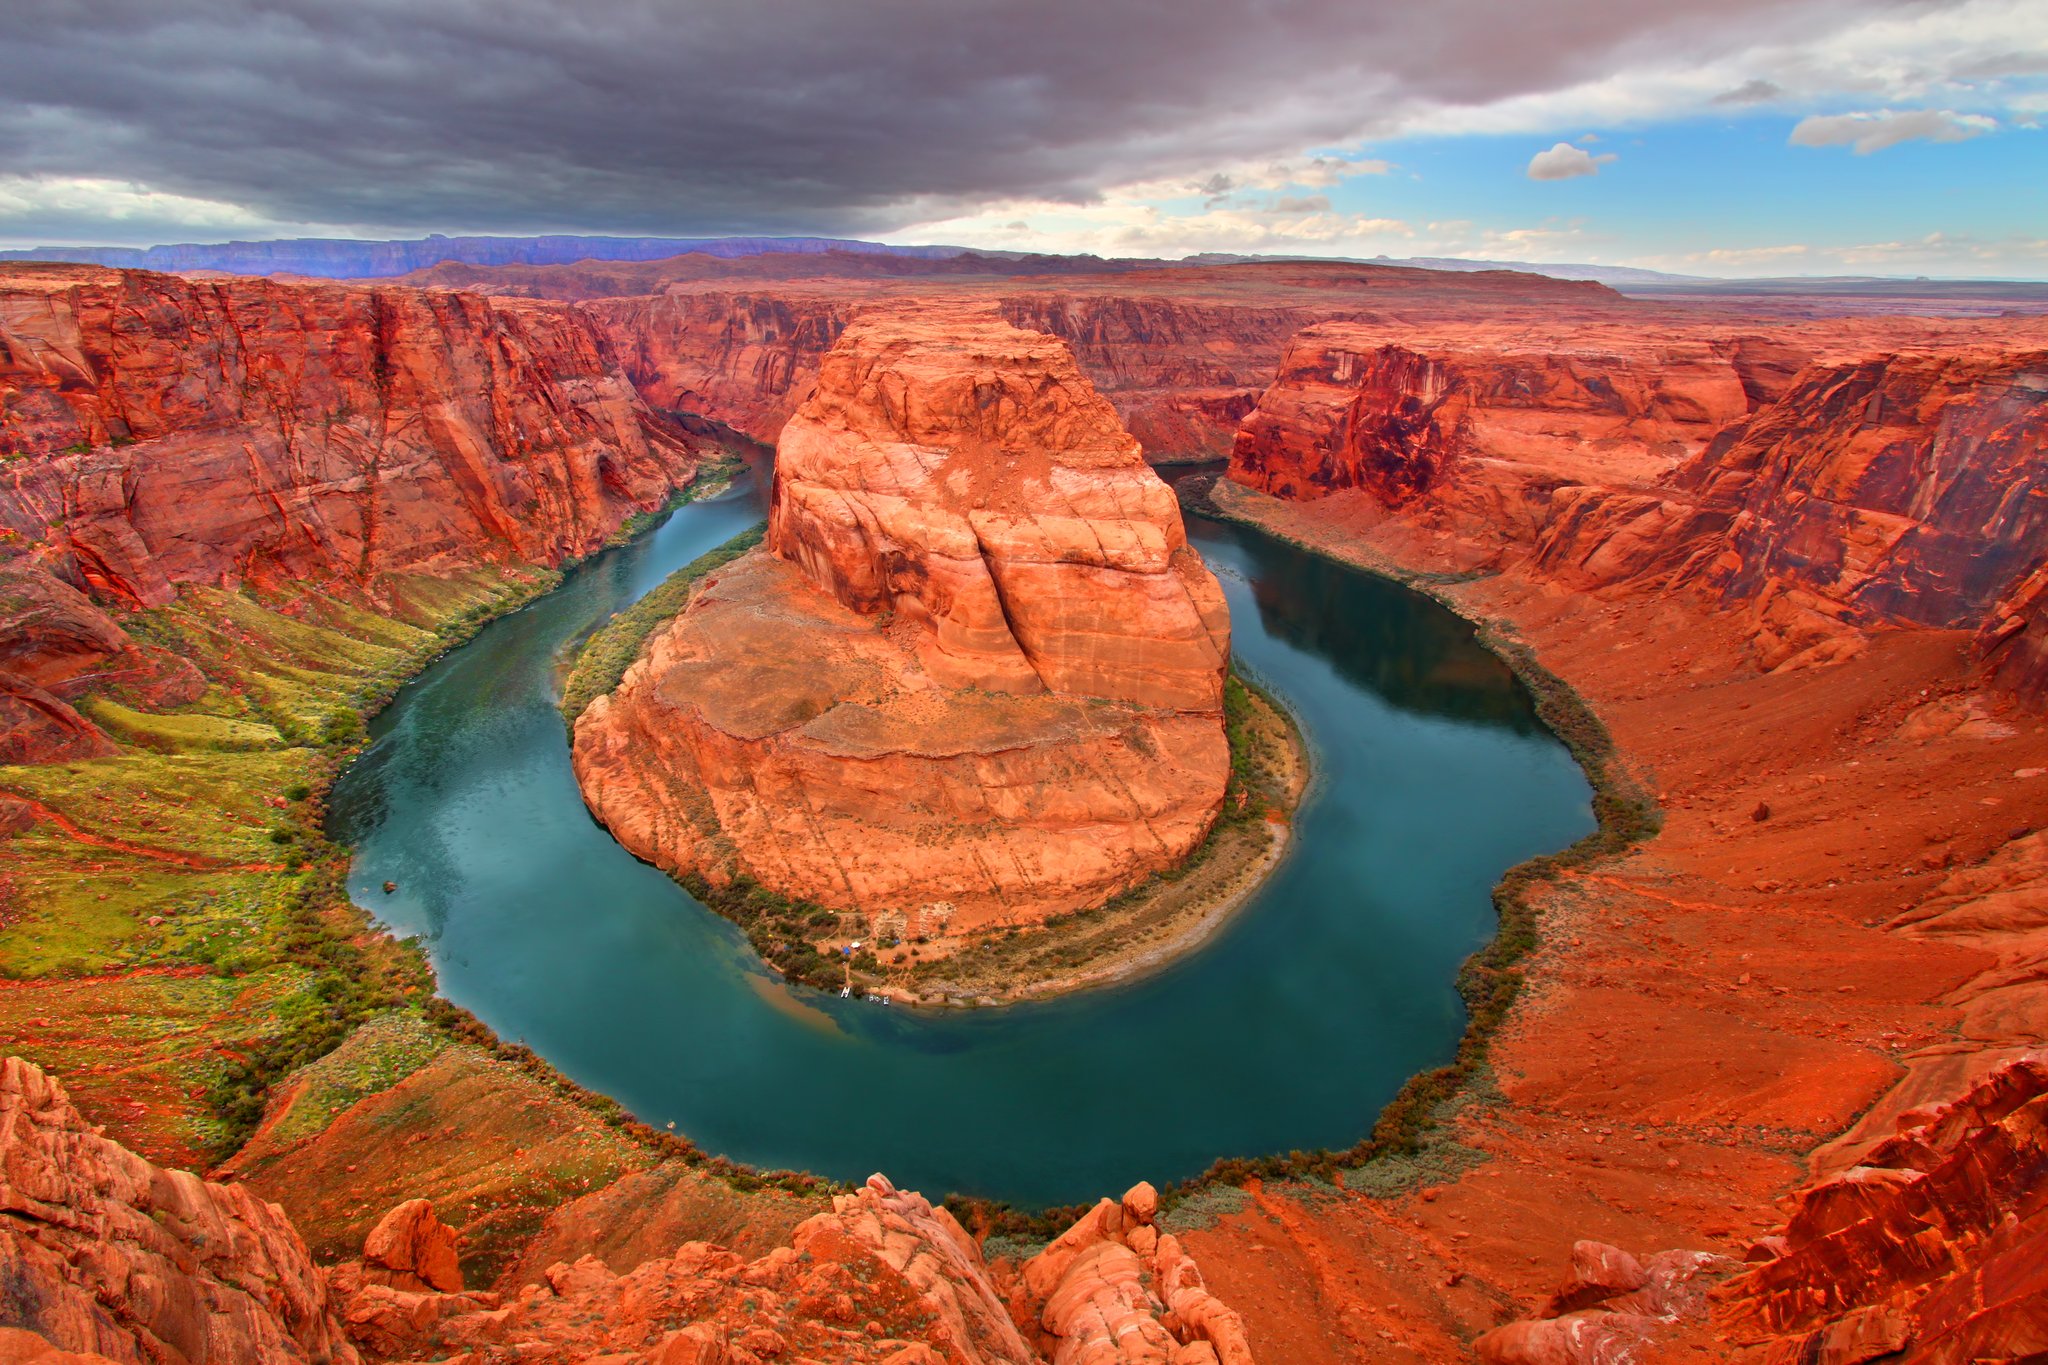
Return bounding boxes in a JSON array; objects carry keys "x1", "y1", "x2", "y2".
[
  {"x1": 0, "y1": 174, "x2": 353, "y2": 248},
  {"x1": 1789, "y1": 108, "x2": 1998, "y2": 152},
  {"x1": 1527, "y1": 142, "x2": 1617, "y2": 179},
  {"x1": 1403, "y1": 0, "x2": 2045, "y2": 138}
]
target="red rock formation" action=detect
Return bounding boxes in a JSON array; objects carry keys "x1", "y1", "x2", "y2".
[
  {"x1": 1712, "y1": 1056, "x2": 2048, "y2": 1364},
  {"x1": 0, "y1": 264, "x2": 702, "y2": 608},
  {"x1": 1227, "y1": 319, "x2": 2048, "y2": 697},
  {"x1": 0, "y1": 561, "x2": 204, "y2": 761},
  {"x1": 1001, "y1": 1180, "x2": 1254, "y2": 1364},
  {"x1": 996, "y1": 294, "x2": 1315, "y2": 460},
  {"x1": 590, "y1": 288, "x2": 1309, "y2": 459},
  {"x1": 4, "y1": 1055, "x2": 1258, "y2": 1364},
  {"x1": 576, "y1": 265, "x2": 1608, "y2": 462},
  {"x1": 574, "y1": 310, "x2": 1230, "y2": 929},
  {"x1": 590, "y1": 291, "x2": 856, "y2": 442},
  {"x1": 1677, "y1": 352, "x2": 2048, "y2": 671},
  {"x1": 1473, "y1": 1242, "x2": 1734, "y2": 1365},
  {"x1": 333, "y1": 1173, "x2": 1255, "y2": 1365},
  {"x1": 0, "y1": 1055, "x2": 359, "y2": 1364},
  {"x1": 1230, "y1": 320, "x2": 1756, "y2": 511},
  {"x1": 358, "y1": 1199, "x2": 464, "y2": 1294}
]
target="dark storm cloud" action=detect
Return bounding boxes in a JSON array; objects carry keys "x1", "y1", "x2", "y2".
[{"x1": 0, "y1": 0, "x2": 1949, "y2": 239}]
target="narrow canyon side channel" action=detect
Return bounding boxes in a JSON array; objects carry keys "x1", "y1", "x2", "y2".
[{"x1": 328, "y1": 457, "x2": 1593, "y2": 1207}]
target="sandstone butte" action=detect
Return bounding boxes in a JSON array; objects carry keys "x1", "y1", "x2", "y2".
[
  {"x1": 4, "y1": 253, "x2": 2048, "y2": 1364},
  {"x1": 572, "y1": 309, "x2": 1232, "y2": 932}
]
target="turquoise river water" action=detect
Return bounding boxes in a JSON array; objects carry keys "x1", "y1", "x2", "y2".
[{"x1": 329, "y1": 465, "x2": 1593, "y2": 1207}]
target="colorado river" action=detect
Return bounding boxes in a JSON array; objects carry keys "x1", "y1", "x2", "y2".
[{"x1": 329, "y1": 463, "x2": 1593, "y2": 1206}]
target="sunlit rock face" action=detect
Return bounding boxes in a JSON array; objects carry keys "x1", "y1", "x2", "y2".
[
  {"x1": 574, "y1": 310, "x2": 1231, "y2": 930},
  {"x1": 0, "y1": 263, "x2": 701, "y2": 609},
  {"x1": 1230, "y1": 319, "x2": 2048, "y2": 692}
]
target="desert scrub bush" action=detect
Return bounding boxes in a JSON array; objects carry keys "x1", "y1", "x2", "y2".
[{"x1": 560, "y1": 524, "x2": 765, "y2": 723}]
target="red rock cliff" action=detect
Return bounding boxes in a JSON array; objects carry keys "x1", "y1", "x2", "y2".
[
  {"x1": 590, "y1": 286, "x2": 1325, "y2": 460},
  {"x1": 0, "y1": 264, "x2": 701, "y2": 608},
  {"x1": 573, "y1": 310, "x2": 1230, "y2": 931},
  {"x1": 1228, "y1": 319, "x2": 2048, "y2": 695}
]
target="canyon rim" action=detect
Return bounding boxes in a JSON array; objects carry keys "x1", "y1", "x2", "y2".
[{"x1": 4, "y1": 3, "x2": 2048, "y2": 1360}]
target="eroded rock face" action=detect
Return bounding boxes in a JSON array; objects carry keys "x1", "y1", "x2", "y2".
[
  {"x1": 1001, "y1": 1180, "x2": 1253, "y2": 1365},
  {"x1": 591, "y1": 291, "x2": 856, "y2": 442},
  {"x1": 0, "y1": 560, "x2": 205, "y2": 762},
  {"x1": 1677, "y1": 352, "x2": 2048, "y2": 674},
  {"x1": 1715, "y1": 1056, "x2": 2048, "y2": 1364},
  {"x1": 0, "y1": 1056, "x2": 359, "y2": 1364},
  {"x1": 575, "y1": 311, "x2": 1230, "y2": 929},
  {"x1": 1227, "y1": 320, "x2": 2048, "y2": 698},
  {"x1": 0, "y1": 264, "x2": 701, "y2": 608},
  {"x1": 330, "y1": 1173, "x2": 1255, "y2": 1365},
  {"x1": 3, "y1": 1057, "x2": 1258, "y2": 1365},
  {"x1": 1230, "y1": 321, "x2": 1755, "y2": 511}
]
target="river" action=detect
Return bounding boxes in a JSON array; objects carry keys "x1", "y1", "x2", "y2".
[{"x1": 329, "y1": 463, "x2": 1593, "y2": 1206}]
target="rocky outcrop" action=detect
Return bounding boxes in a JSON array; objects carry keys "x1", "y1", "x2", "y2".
[
  {"x1": 3, "y1": 1055, "x2": 1257, "y2": 1365},
  {"x1": 574, "y1": 310, "x2": 1229, "y2": 929},
  {"x1": 997, "y1": 294, "x2": 1316, "y2": 460},
  {"x1": 1677, "y1": 352, "x2": 2048, "y2": 671},
  {"x1": 0, "y1": 264, "x2": 702, "y2": 608},
  {"x1": 332, "y1": 1173, "x2": 1254, "y2": 1365},
  {"x1": 1474, "y1": 1241, "x2": 1735, "y2": 1365},
  {"x1": 590, "y1": 291, "x2": 856, "y2": 442},
  {"x1": 1002, "y1": 1180, "x2": 1253, "y2": 1365},
  {"x1": 1713, "y1": 1056, "x2": 2048, "y2": 1364},
  {"x1": 1230, "y1": 321, "x2": 1756, "y2": 511},
  {"x1": 1227, "y1": 319, "x2": 2048, "y2": 697},
  {"x1": 357, "y1": 1199, "x2": 464, "y2": 1294},
  {"x1": 591, "y1": 289, "x2": 1308, "y2": 459},
  {"x1": 0, "y1": 1056, "x2": 358, "y2": 1364},
  {"x1": 0, "y1": 560, "x2": 205, "y2": 761}
]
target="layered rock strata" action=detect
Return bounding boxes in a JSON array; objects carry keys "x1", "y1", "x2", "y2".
[
  {"x1": 1228, "y1": 321, "x2": 2048, "y2": 694},
  {"x1": 0, "y1": 1055, "x2": 359, "y2": 1364},
  {"x1": 580, "y1": 264, "x2": 1611, "y2": 459},
  {"x1": 1717, "y1": 1055, "x2": 2048, "y2": 1364},
  {"x1": 0, "y1": 264, "x2": 701, "y2": 609},
  {"x1": 574, "y1": 311, "x2": 1230, "y2": 929}
]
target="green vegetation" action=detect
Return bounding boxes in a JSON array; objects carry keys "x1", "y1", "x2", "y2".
[
  {"x1": 2, "y1": 456, "x2": 837, "y2": 1210},
  {"x1": 82, "y1": 697, "x2": 284, "y2": 752},
  {"x1": 0, "y1": 562, "x2": 553, "y2": 1157},
  {"x1": 680, "y1": 873, "x2": 854, "y2": 992},
  {"x1": 559, "y1": 523, "x2": 765, "y2": 723},
  {"x1": 243, "y1": 1009, "x2": 451, "y2": 1151}
]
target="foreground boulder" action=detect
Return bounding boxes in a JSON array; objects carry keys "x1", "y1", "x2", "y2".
[
  {"x1": 332, "y1": 1173, "x2": 1253, "y2": 1365},
  {"x1": 3, "y1": 1056, "x2": 1258, "y2": 1364},
  {"x1": 1715, "y1": 1054, "x2": 2048, "y2": 1364},
  {"x1": 574, "y1": 310, "x2": 1231, "y2": 930},
  {"x1": 0, "y1": 1056, "x2": 358, "y2": 1364}
]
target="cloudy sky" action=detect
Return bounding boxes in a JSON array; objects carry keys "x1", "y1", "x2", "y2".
[{"x1": 2, "y1": 0, "x2": 2042, "y2": 275}]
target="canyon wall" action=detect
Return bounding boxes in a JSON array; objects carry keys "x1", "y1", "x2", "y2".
[
  {"x1": 1228, "y1": 319, "x2": 2048, "y2": 692},
  {"x1": 589, "y1": 291, "x2": 856, "y2": 441},
  {"x1": 591, "y1": 287, "x2": 1323, "y2": 458},
  {"x1": 0, "y1": 264, "x2": 702, "y2": 610},
  {"x1": 573, "y1": 309, "x2": 1230, "y2": 931},
  {"x1": 995, "y1": 294, "x2": 1316, "y2": 459}
]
